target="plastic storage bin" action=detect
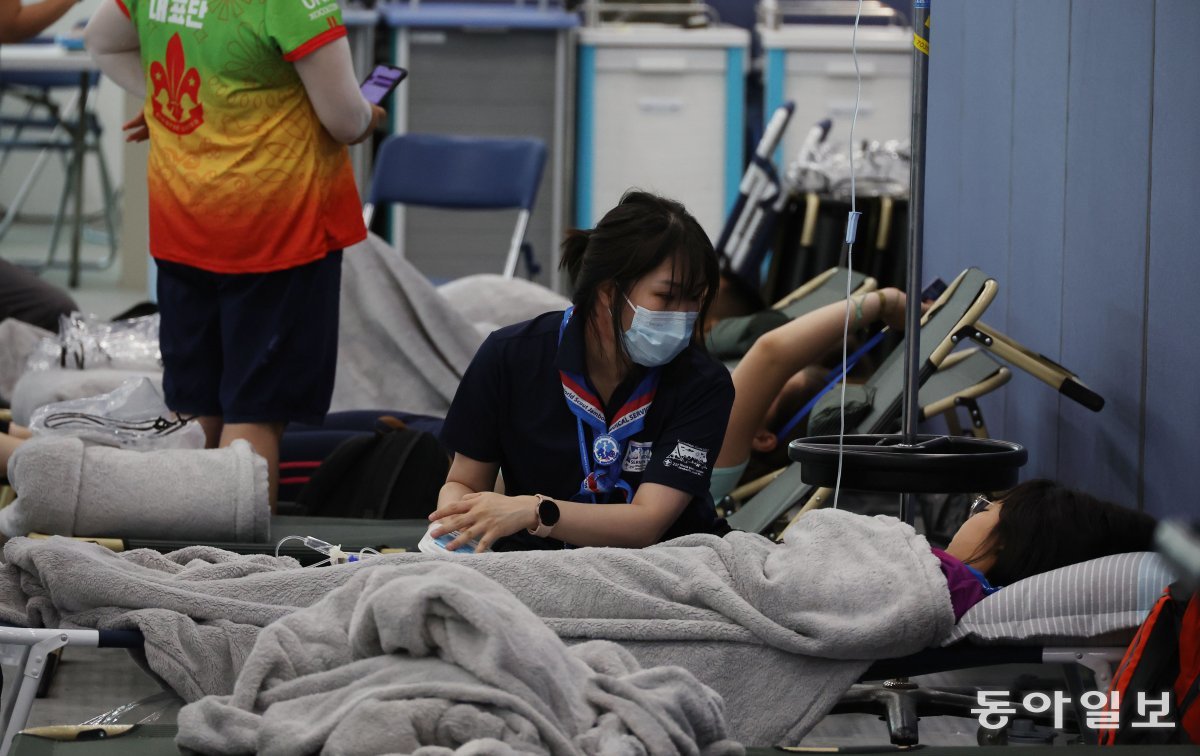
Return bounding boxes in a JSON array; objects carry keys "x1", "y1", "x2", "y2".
[
  {"x1": 381, "y1": 2, "x2": 577, "y2": 288},
  {"x1": 761, "y1": 23, "x2": 911, "y2": 167},
  {"x1": 576, "y1": 25, "x2": 749, "y2": 241}
]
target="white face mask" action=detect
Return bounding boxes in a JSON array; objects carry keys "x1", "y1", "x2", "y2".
[{"x1": 621, "y1": 295, "x2": 698, "y2": 367}]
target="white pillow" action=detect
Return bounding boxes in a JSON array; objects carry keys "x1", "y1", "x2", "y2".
[{"x1": 945, "y1": 552, "x2": 1176, "y2": 646}]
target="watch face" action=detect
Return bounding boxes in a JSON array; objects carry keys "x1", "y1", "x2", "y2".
[{"x1": 538, "y1": 498, "x2": 561, "y2": 527}]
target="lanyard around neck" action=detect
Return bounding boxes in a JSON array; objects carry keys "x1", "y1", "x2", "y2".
[{"x1": 557, "y1": 308, "x2": 660, "y2": 502}]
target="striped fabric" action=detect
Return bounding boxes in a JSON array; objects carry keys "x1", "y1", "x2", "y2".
[{"x1": 945, "y1": 552, "x2": 1175, "y2": 646}]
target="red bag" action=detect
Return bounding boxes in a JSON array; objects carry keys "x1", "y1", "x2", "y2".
[{"x1": 1101, "y1": 583, "x2": 1199, "y2": 745}]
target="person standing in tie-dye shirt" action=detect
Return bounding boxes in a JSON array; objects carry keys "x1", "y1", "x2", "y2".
[{"x1": 84, "y1": 0, "x2": 384, "y2": 509}]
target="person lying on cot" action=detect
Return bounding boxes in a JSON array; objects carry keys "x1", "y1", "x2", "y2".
[
  {"x1": 709, "y1": 286, "x2": 914, "y2": 501},
  {"x1": 936, "y1": 478, "x2": 1156, "y2": 618},
  {"x1": 431, "y1": 191, "x2": 734, "y2": 552}
]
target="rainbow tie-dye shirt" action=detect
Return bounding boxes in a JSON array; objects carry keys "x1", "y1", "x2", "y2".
[{"x1": 116, "y1": 0, "x2": 366, "y2": 272}]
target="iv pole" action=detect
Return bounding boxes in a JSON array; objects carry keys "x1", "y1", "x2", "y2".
[
  {"x1": 787, "y1": 0, "x2": 1025, "y2": 516},
  {"x1": 900, "y1": 0, "x2": 930, "y2": 525}
]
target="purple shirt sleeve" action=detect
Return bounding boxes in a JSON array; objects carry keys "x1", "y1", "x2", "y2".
[{"x1": 931, "y1": 547, "x2": 988, "y2": 621}]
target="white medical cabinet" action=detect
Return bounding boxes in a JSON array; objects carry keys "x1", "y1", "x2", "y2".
[
  {"x1": 761, "y1": 23, "x2": 911, "y2": 166},
  {"x1": 575, "y1": 25, "x2": 749, "y2": 242}
]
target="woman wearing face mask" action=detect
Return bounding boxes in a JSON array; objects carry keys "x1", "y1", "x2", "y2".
[{"x1": 433, "y1": 191, "x2": 733, "y2": 552}]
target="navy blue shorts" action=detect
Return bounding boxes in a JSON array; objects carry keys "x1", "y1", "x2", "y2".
[{"x1": 155, "y1": 251, "x2": 343, "y2": 425}]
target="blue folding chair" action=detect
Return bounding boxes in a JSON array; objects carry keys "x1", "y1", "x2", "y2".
[
  {"x1": 0, "y1": 52, "x2": 118, "y2": 274},
  {"x1": 362, "y1": 133, "x2": 548, "y2": 279}
]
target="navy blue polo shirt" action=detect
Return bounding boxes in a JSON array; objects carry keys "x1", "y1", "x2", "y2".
[{"x1": 440, "y1": 309, "x2": 734, "y2": 549}]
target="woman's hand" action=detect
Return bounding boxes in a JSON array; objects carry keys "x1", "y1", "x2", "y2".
[
  {"x1": 350, "y1": 104, "x2": 386, "y2": 145},
  {"x1": 123, "y1": 112, "x2": 149, "y2": 143},
  {"x1": 428, "y1": 492, "x2": 537, "y2": 553}
]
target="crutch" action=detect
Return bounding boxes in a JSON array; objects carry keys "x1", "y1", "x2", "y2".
[{"x1": 716, "y1": 101, "x2": 795, "y2": 280}]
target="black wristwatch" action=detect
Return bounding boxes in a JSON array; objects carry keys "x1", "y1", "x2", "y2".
[{"x1": 528, "y1": 494, "x2": 560, "y2": 538}]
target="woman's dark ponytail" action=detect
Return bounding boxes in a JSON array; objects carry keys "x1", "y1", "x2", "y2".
[{"x1": 559, "y1": 228, "x2": 591, "y2": 283}]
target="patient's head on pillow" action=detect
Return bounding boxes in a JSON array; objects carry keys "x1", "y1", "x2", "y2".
[{"x1": 946, "y1": 479, "x2": 1158, "y2": 586}]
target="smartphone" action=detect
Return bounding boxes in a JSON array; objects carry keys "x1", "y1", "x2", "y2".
[
  {"x1": 360, "y1": 64, "x2": 407, "y2": 106},
  {"x1": 417, "y1": 525, "x2": 490, "y2": 555},
  {"x1": 921, "y1": 278, "x2": 948, "y2": 302}
]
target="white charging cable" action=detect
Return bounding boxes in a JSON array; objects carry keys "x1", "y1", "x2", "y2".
[
  {"x1": 274, "y1": 535, "x2": 381, "y2": 566},
  {"x1": 832, "y1": 0, "x2": 866, "y2": 511}
]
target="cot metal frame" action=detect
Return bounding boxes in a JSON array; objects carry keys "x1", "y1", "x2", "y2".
[{"x1": 0, "y1": 626, "x2": 143, "y2": 756}]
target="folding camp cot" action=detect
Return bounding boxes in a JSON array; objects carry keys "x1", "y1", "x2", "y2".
[
  {"x1": 27, "y1": 516, "x2": 430, "y2": 567},
  {"x1": 722, "y1": 346, "x2": 1012, "y2": 513},
  {"x1": 707, "y1": 266, "x2": 876, "y2": 369},
  {"x1": 773, "y1": 265, "x2": 876, "y2": 321},
  {"x1": 729, "y1": 297, "x2": 1107, "y2": 540},
  {"x1": 727, "y1": 266, "x2": 999, "y2": 537},
  {"x1": 0, "y1": 551, "x2": 1174, "y2": 753}
]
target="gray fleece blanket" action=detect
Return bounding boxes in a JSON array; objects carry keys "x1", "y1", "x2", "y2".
[
  {"x1": 5, "y1": 238, "x2": 568, "y2": 421},
  {"x1": 0, "y1": 436, "x2": 268, "y2": 542},
  {"x1": 437, "y1": 273, "x2": 572, "y2": 336},
  {"x1": 331, "y1": 234, "x2": 570, "y2": 414},
  {"x1": 329, "y1": 234, "x2": 485, "y2": 416},
  {"x1": 8, "y1": 233, "x2": 474, "y2": 421},
  {"x1": 177, "y1": 562, "x2": 743, "y2": 756},
  {"x1": 0, "y1": 510, "x2": 953, "y2": 745}
]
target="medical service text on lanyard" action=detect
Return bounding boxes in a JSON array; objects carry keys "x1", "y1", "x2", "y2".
[{"x1": 558, "y1": 308, "x2": 660, "y2": 503}]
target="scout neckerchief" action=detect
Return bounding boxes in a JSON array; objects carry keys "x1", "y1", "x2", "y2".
[{"x1": 558, "y1": 308, "x2": 660, "y2": 503}]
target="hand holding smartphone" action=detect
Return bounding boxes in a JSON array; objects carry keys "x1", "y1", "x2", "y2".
[{"x1": 360, "y1": 64, "x2": 407, "y2": 106}]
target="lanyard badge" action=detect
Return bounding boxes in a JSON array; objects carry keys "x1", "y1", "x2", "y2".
[{"x1": 558, "y1": 308, "x2": 660, "y2": 502}]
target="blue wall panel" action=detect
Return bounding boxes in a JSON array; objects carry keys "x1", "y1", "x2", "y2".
[
  {"x1": 956, "y1": 0, "x2": 1013, "y2": 328},
  {"x1": 1057, "y1": 0, "x2": 1154, "y2": 506},
  {"x1": 923, "y1": 0, "x2": 966, "y2": 284},
  {"x1": 1143, "y1": 0, "x2": 1200, "y2": 518},
  {"x1": 926, "y1": 0, "x2": 1197, "y2": 513},
  {"x1": 1003, "y1": 0, "x2": 1072, "y2": 481},
  {"x1": 955, "y1": 2, "x2": 1015, "y2": 434}
]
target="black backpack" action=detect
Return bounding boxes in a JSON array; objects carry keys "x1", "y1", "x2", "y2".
[{"x1": 296, "y1": 417, "x2": 449, "y2": 520}]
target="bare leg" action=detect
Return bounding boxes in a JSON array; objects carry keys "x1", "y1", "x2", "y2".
[
  {"x1": 6, "y1": 424, "x2": 32, "y2": 440},
  {"x1": 195, "y1": 416, "x2": 222, "y2": 449},
  {"x1": 220, "y1": 422, "x2": 284, "y2": 513}
]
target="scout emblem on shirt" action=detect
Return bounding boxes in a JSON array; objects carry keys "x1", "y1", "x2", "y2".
[
  {"x1": 150, "y1": 34, "x2": 204, "y2": 135},
  {"x1": 592, "y1": 434, "x2": 621, "y2": 466},
  {"x1": 622, "y1": 441, "x2": 653, "y2": 473},
  {"x1": 664, "y1": 441, "x2": 709, "y2": 476}
]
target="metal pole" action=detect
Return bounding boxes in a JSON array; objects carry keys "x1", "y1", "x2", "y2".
[
  {"x1": 68, "y1": 73, "x2": 90, "y2": 289},
  {"x1": 900, "y1": 0, "x2": 930, "y2": 524}
]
